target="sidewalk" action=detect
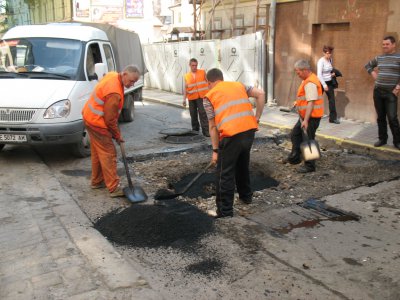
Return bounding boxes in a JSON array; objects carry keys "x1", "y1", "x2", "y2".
[
  {"x1": 143, "y1": 87, "x2": 400, "y2": 155},
  {"x1": 0, "y1": 150, "x2": 160, "y2": 300}
]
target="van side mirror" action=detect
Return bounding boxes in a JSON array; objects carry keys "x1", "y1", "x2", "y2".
[
  {"x1": 94, "y1": 63, "x2": 107, "y2": 81},
  {"x1": 88, "y1": 73, "x2": 98, "y2": 81}
]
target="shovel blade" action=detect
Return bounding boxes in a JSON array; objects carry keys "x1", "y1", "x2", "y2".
[
  {"x1": 123, "y1": 185, "x2": 148, "y2": 203},
  {"x1": 154, "y1": 188, "x2": 180, "y2": 200},
  {"x1": 300, "y1": 140, "x2": 321, "y2": 161}
]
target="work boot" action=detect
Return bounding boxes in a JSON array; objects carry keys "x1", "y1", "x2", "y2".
[
  {"x1": 239, "y1": 197, "x2": 252, "y2": 204},
  {"x1": 91, "y1": 182, "x2": 105, "y2": 189},
  {"x1": 374, "y1": 140, "x2": 387, "y2": 147},
  {"x1": 110, "y1": 186, "x2": 125, "y2": 198},
  {"x1": 282, "y1": 156, "x2": 301, "y2": 165},
  {"x1": 297, "y1": 166, "x2": 315, "y2": 174},
  {"x1": 214, "y1": 212, "x2": 233, "y2": 219}
]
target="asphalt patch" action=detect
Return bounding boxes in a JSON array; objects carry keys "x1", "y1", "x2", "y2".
[
  {"x1": 171, "y1": 170, "x2": 279, "y2": 199},
  {"x1": 94, "y1": 199, "x2": 215, "y2": 250}
]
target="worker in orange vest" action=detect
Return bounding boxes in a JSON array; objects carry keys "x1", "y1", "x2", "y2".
[
  {"x1": 284, "y1": 59, "x2": 324, "y2": 173},
  {"x1": 183, "y1": 58, "x2": 210, "y2": 136},
  {"x1": 203, "y1": 68, "x2": 265, "y2": 218},
  {"x1": 82, "y1": 65, "x2": 140, "y2": 197}
]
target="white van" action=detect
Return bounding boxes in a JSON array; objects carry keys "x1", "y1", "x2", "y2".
[{"x1": 0, "y1": 23, "x2": 145, "y2": 157}]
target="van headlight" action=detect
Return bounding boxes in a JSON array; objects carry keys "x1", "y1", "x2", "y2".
[{"x1": 43, "y1": 100, "x2": 71, "y2": 119}]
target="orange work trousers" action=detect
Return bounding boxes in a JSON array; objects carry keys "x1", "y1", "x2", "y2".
[{"x1": 86, "y1": 125, "x2": 119, "y2": 193}]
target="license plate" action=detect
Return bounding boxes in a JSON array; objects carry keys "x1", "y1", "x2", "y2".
[{"x1": 0, "y1": 134, "x2": 27, "y2": 142}]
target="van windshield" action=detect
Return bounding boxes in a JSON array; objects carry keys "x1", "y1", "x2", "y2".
[{"x1": 0, "y1": 38, "x2": 82, "y2": 80}]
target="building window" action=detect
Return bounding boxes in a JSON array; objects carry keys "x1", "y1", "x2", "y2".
[
  {"x1": 257, "y1": 16, "x2": 267, "y2": 26},
  {"x1": 214, "y1": 18, "x2": 222, "y2": 30},
  {"x1": 213, "y1": 31, "x2": 222, "y2": 39},
  {"x1": 234, "y1": 15, "x2": 244, "y2": 28}
]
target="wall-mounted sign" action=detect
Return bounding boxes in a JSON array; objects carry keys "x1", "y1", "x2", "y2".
[
  {"x1": 126, "y1": 0, "x2": 144, "y2": 18},
  {"x1": 91, "y1": 5, "x2": 123, "y2": 23}
]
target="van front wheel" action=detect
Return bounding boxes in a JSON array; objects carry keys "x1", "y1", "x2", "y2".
[
  {"x1": 0, "y1": 144, "x2": 4, "y2": 152},
  {"x1": 71, "y1": 129, "x2": 91, "y2": 158}
]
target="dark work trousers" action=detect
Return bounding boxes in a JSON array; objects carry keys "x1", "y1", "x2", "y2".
[
  {"x1": 215, "y1": 129, "x2": 255, "y2": 217},
  {"x1": 188, "y1": 98, "x2": 209, "y2": 135},
  {"x1": 324, "y1": 80, "x2": 337, "y2": 122},
  {"x1": 288, "y1": 118, "x2": 321, "y2": 171},
  {"x1": 373, "y1": 87, "x2": 400, "y2": 144}
]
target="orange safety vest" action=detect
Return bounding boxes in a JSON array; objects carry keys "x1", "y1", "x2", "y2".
[
  {"x1": 82, "y1": 72, "x2": 124, "y2": 128},
  {"x1": 184, "y1": 69, "x2": 209, "y2": 100},
  {"x1": 295, "y1": 73, "x2": 324, "y2": 119},
  {"x1": 205, "y1": 81, "x2": 258, "y2": 139}
]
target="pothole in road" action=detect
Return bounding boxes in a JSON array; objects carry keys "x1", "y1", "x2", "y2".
[
  {"x1": 94, "y1": 199, "x2": 215, "y2": 251},
  {"x1": 156, "y1": 166, "x2": 280, "y2": 200}
]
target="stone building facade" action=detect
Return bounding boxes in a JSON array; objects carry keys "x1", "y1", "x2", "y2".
[{"x1": 202, "y1": 0, "x2": 400, "y2": 122}]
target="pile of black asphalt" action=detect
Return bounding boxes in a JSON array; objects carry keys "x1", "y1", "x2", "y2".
[{"x1": 94, "y1": 199, "x2": 215, "y2": 251}]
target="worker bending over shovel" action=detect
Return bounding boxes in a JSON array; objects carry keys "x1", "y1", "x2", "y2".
[
  {"x1": 82, "y1": 65, "x2": 140, "y2": 197},
  {"x1": 203, "y1": 68, "x2": 265, "y2": 218}
]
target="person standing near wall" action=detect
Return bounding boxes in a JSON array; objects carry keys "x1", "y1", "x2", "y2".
[
  {"x1": 82, "y1": 65, "x2": 141, "y2": 197},
  {"x1": 317, "y1": 45, "x2": 340, "y2": 124},
  {"x1": 284, "y1": 60, "x2": 324, "y2": 173},
  {"x1": 203, "y1": 68, "x2": 265, "y2": 218},
  {"x1": 183, "y1": 58, "x2": 210, "y2": 136},
  {"x1": 365, "y1": 35, "x2": 400, "y2": 149}
]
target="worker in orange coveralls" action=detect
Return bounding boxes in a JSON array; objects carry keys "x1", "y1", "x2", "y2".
[{"x1": 82, "y1": 65, "x2": 140, "y2": 197}]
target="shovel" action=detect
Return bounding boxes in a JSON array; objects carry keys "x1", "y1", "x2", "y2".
[
  {"x1": 300, "y1": 128, "x2": 321, "y2": 161},
  {"x1": 120, "y1": 142, "x2": 148, "y2": 203},
  {"x1": 154, "y1": 162, "x2": 214, "y2": 200}
]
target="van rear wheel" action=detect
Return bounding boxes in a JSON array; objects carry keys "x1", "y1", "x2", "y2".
[{"x1": 71, "y1": 128, "x2": 91, "y2": 158}]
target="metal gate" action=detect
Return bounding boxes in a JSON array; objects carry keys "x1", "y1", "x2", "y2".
[{"x1": 143, "y1": 32, "x2": 265, "y2": 94}]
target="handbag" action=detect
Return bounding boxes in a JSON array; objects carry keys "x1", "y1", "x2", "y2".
[{"x1": 331, "y1": 68, "x2": 342, "y2": 89}]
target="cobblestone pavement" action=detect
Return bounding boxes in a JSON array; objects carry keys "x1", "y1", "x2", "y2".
[{"x1": 0, "y1": 148, "x2": 160, "y2": 300}]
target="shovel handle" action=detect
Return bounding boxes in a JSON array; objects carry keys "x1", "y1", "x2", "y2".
[
  {"x1": 301, "y1": 127, "x2": 310, "y2": 142},
  {"x1": 120, "y1": 142, "x2": 134, "y2": 189},
  {"x1": 180, "y1": 162, "x2": 214, "y2": 194}
]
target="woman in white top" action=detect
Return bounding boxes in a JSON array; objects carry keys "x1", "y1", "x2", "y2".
[{"x1": 317, "y1": 45, "x2": 340, "y2": 124}]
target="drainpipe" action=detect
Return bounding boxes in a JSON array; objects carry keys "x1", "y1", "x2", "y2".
[{"x1": 267, "y1": 0, "x2": 277, "y2": 106}]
